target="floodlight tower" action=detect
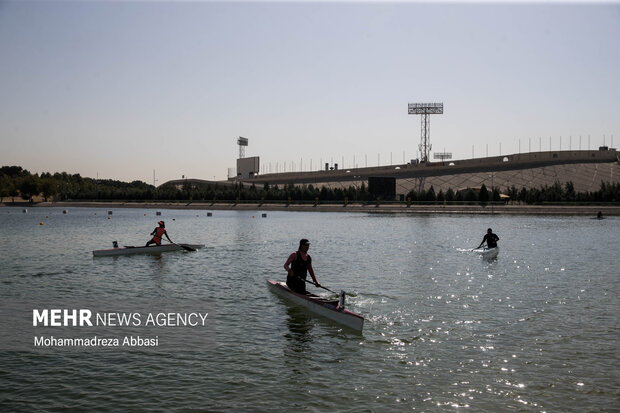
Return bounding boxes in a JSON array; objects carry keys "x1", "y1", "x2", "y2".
[
  {"x1": 408, "y1": 103, "x2": 444, "y2": 163},
  {"x1": 237, "y1": 136, "x2": 248, "y2": 159}
]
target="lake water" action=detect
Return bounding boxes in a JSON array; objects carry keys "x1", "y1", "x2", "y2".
[{"x1": 1, "y1": 207, "x2": 618, "y2": 412}]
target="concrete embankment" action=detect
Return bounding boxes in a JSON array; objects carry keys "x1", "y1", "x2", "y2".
[{"x1": 4, "y1": 201, "x2": 619, "y2": 216}]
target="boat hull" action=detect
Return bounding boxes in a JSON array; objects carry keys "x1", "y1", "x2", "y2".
[
  {"x1": 93, "y1": 244, "x2": 204, "y2": 257},
  {"x1": 474, "y1": 246, "x2": 499, "y2": 259},
  {"x1": 267, "y1": 280, "x2": 364, "y2": 332}
]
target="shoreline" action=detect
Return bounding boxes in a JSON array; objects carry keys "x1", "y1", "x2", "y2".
[{"x1": 2, "y1": 201, "x2": 619, "y2": 216}]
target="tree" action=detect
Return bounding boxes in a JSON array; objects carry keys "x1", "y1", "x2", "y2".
[
  {"x1": 406, "y1": 189, "x2": 418, "y2": 203},
  {"x1": 464, "y1": 188, "x2": 477, "y2": 204},
  {"x1": 492, "y1": 188, "x2": 500, "y2": 203},
  {"x1": 19, "y1": 175, "x2": 40, "y2": 202},
  {"x1": 436, "y1": 189, "x2": 445, "y2": 203},
  {"x1": 525, "y1": 188, "x2": 541, "y2": 204},
  {"x1": 507, "y1": 185, "x2": 519, "y2": 204},
  {"x1": 564, "y1": 181, "x2": 576, "y2": 202},
  {"x1": 445, "y1": 188, "x2": 455, "y2": 203},
  {"x1": 479, "y1": 184, "x2": 489, "y2": 206},
  {"x1": 454, "y1": 190, "x2": 464, "y2": 204},
  {"x1": 0, "y1": 166, "x2": 27, "y2": 177},
  {"x1": 40, "y1": 179, "x2": 58, "y2": 201},
  {"x1": 428, "y1": 186, "x2": 437, "y2": 202},
  {"x1": 0, "y1": 175, "x2": 11, "y2": 202},
  {"x1": 9, "y1": 183, "x2": 18, "y2": 202}
]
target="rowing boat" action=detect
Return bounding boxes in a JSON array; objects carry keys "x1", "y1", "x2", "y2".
[
  {"x1": 92, "y1": 244, "x2": 204, "y2": 257},
  {"x1": 267, "y1": 280, "x2": 364, "y2": 332},
  {"x1": 473, "y1": 246, "x2": 499, "y2": 259}
]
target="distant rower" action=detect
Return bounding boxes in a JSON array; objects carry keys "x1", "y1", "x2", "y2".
[{"x1": 477, "y1": 228, "x2": 499, "y2": 249}]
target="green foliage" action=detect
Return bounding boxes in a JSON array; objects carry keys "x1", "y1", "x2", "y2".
[
  {"x1": 425, "y1": 186, "x2": 436, "y2": 202},
  {"x1": 1, "y1": 166, "x2": 619, "y2": 205},
  {"x1": 463, "y1": 188, "x2": 477, "y2": 204},
  {"x1": 436, "y1": 189, "x2": 445, "y2": 203},
  {"x1": 0, "y1": 167, "x2": 155, "y2": 202},
  {"x1": 19, "y1": 175, "x2": 40, "y2": 201},
  {"x1": 445, "y1": 188, "x2": 455, "y2": 203},
  {"x1": 478, "y1": 184, "x2": 489, "y2": 206}
]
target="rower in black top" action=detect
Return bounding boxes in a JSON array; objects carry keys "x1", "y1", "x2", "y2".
[
  {"x1": 477, "y1": 228, "x2": 499, "y2": 249},
  {"x1": 283, "y1": 238, "x2": 320, "y2": 294}
]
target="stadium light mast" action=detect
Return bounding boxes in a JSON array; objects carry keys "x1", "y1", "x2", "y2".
[
  {"x1": 408, "y1": 102, "x2": 444, "y2": 163},
  {"x1": 237, "y1": 136, "x2": 248, "y2": 159}
]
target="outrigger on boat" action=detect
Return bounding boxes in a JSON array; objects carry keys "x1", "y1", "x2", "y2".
[
  {"x1": 93, "y1": 243, "x2": 204, "y2": 257},
  {"x1": 267, "y1": 280, "x2": 364, "y2": 332}
]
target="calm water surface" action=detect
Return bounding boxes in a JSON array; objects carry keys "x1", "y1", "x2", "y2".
[{"x1": 1, "y1": 207, "x2": 618, "y2": 412}]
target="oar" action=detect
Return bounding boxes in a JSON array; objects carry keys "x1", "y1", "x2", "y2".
[
  {"x1": 168, "y1": 242, "x2": 196, "y2": 252},
  {"x1": 297, "y1": 276, "x2": 338, "y2": 294}
]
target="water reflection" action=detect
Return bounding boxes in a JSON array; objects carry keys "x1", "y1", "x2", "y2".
[
  {"x1": 283, "y1": 306, "x2": 313, "y2": 351},
  {"x1": 94, "y1": 253, "x2": 168, "y2": 267},
  {"x1": 282, "y1": 305, "x2": 315, "y2": 377}
]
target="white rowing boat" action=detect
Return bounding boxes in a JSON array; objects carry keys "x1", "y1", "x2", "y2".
[
  {"x1": 267, "y1": 280, "x2": 364, "y2": 332},
  {"x1": 473, "y1": 246, "x2": 499, "y2": 259},
  {"x1": 93, "y1": 244, "x2": 204, "y2": 257}
]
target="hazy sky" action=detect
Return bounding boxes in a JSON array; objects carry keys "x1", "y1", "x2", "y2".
[{"x1": 1, "y1": 0, "x2": 619, "y2": 184}]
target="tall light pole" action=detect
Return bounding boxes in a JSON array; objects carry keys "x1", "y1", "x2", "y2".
[
  {"x1": 408, "y1": 102, "x2": 444, "y2": 163},
  {"x1": 237, "y1": 136, "x2": 248, "y2": 159}
]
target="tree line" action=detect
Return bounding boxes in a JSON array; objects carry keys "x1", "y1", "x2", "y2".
[
  {"x1": 0, "y1": 166, "x2": 158, "y2": 202},
  {"x1": 1, "y1": 166, "x2": 619, "y2": 205}
]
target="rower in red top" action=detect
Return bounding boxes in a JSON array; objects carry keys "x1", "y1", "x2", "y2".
[
  {"x1": 146, "y1": 220, "x2": 173, "y2": 247},
  {"x1": 283, "y1": 238, "x2": 321, "y2": 294}
]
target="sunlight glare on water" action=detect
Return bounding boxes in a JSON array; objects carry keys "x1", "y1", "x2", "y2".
[{"x1": 1, "y1": 207, "x2": 618, "y2": 412}]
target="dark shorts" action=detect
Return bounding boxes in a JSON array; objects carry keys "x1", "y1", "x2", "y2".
[{"x1": 286, "y1": 274, "x2": 307, "y2": 294}]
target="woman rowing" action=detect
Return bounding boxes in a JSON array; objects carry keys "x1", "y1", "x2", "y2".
[
  {"x1": 146, "y1": 220, "x2": 173, "y2": 247},
  {"x1": 283, "y1": 238, "x2": 321, "y2": 294}
]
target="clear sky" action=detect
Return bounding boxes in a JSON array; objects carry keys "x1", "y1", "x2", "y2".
[{"x1": 1, "y1": 0, "x2": 618, "y2": 184}]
